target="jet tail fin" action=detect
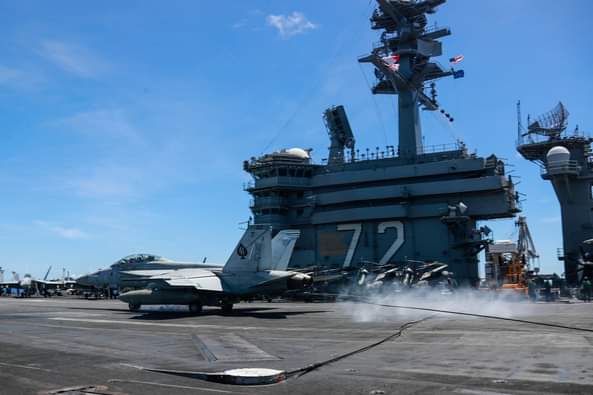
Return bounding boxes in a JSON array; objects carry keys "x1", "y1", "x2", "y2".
[
  {"x1": 223, "y1": 225, "x2": 272, "y2": 273},
  {"x1": 271, "y1": 230, "x2": 300, "y2": 271}
]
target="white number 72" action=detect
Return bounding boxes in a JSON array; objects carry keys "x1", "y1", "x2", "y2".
[{"x1": 337, "y1": 221, "x2": 404, "y2": 267}]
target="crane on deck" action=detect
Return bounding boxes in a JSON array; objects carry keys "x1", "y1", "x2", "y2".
[{"x1": 485, "y1": 216, "x2": 538, "y2": 296}]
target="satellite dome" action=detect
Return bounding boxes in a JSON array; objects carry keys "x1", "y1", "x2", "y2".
[
  {"x1": 285, "y1": 148, "x2": 310, "y2": 159},
  {"x1": 546, "y1": 146, "x2": 570, "y2": 164}
]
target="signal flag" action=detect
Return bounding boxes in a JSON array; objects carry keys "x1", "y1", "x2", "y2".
[
  {"x1": 449, "y1": 55, "x2": 464, "y2": 64},
  {"x1": 453, "y1": 70, "x2": 465, "y2": 79},
  {"x1": 382, "y1": 54, "x2": 400, "y2": 63}
]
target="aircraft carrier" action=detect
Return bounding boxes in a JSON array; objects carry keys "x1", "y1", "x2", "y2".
[
  {"x1": 244, "y1": 0, "x2": 518, "y2": 286},
  {"x1": 2, "y1": 1, "x2": 593, "y2": 395}
]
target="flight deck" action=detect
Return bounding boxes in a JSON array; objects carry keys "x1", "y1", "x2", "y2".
[{"x1": 1, "y1": 297, "x2": 593, "y2": 394}]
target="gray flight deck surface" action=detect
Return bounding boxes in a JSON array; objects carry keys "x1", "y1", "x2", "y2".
[{"x1": 1, "y1": 298, "x2": 593, "y2": 394}]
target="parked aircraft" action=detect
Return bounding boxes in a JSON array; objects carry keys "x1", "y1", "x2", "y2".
[
  {"x1": 0, "y1": 267, "x2": 76, "y2": 296},
  {"x1": 0, "y1": 272, "x2": 33, "y2": 295},
  {"x1": 119, "y1": 225, "x2": 309, "y2": 313}
]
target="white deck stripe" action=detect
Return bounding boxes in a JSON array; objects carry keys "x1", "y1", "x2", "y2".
[
  {"x1": 48, "y1": 317, "x2": 397, "y2": 334},
  {"x1": 0, "y1": 362, "x2": 53, "y2": 372}
]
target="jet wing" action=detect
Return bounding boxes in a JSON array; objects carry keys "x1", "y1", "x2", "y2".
[
  {"x1": 166, "y1": 276, "x2": 223, "y2": 291},
  {"x1": 122, "y1": 268, "x2": 223, "y2": 292},
  {"x1": 32, "y1": 279, "x2": 63, "y2": 286}
]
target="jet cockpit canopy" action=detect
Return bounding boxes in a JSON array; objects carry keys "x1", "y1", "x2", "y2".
[{"x1": 111, "y1": 254, "x2": 164, "y2": 267}]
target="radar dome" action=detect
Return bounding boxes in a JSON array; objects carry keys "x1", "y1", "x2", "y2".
[
  {"x1": 546, "y1": 146, "x2": 570, "y2": 165},
  {"x1": 285, "y1": 148, "x2": 310, "y2": 159}
]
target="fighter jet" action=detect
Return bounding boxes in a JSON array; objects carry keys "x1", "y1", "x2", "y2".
[
  {"x1": 77, "y1": 229, "x2": 301, "y2": 292},
  {"x1": 0, "y1": 272, "x2": 34, "y2": 295},
  {"x1": 76, "y1": 253, "x2": 222, "y2": 292},
  {"x1": 119, "y1": 225, "x2": 310, "y2": 313},
  {"x1": 0, "y1": 267, "x2": 74, "y2": 296}
]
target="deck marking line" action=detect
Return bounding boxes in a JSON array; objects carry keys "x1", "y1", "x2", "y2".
[
  {"x1": 48, "y1": 317, "x2": 396, "y2": 334},
  {"x1": 0, "y1": 362, "x2": 53, "y2": 372}
]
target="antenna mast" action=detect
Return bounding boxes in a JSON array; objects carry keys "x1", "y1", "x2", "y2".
[
  {"x1": 359, "y1": 0, "x2": 459, "y2": 160},
  {"x1": 43, "y1": 265, "x2": 52, "y2": 281}
]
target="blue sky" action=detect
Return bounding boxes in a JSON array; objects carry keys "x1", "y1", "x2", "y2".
[{"x1": 1, "y1": 0, "x2": 592, "y2": 278}]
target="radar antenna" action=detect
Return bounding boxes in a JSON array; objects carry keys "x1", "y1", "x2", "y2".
[
  {"x1": 323, "y1": 105, "x2": 355, "y2": 165},
  {"x1": 524, "y1": 102, "x2": 569, "y2": 139}
]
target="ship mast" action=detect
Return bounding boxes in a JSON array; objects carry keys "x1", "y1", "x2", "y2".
[{"x1": 359, "y1": 0, "x2": 456, "y2": 160}]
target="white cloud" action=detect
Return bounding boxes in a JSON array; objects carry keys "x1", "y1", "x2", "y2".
[
  {"x1": 56, "y1": 109, "x2": 142, "y2": 142},
  {"x1": 39, "y1": 39, "x2": 108, "y2": 78},
  {"x1": 266, "y1": 12, "x2": 317, "y2": 38},
  {"x1": 232, "y1": 19, "x2": 247, "y2": 29},
  {"x1": 34, "y1": 221, "x2": 89, "y2": 239}
]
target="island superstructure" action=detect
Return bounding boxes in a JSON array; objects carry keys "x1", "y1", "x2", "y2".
[
  {"x1": 243, "y1": 0, "x2": 519, "y2": 285},
  {"x1": 517, "y1": 102, "x2": 593, "y2": 285}
]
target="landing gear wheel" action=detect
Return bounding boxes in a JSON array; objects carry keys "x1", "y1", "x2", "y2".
[
  {"x1": 189, "y1": 303, "x2": 203, "y2": 314},
  {"x1": 128, "y1": 303, "x2": 141, "y2": 312},
  {"x1": 221, "y1": 303, "x2": 234, "y2": 314}
]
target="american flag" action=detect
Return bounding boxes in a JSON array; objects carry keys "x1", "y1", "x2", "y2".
[
  {"x1": 381, "y1": 54, "x2": 400, "y2": 63},
  {"x1": 449, "y1": 55, "x2": 464, "y2": 64}
]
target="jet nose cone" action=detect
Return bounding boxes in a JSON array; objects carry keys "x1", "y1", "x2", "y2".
[
  {"x1": 76, "y1": 276, "x2": 87, "y2": 286},
  {"x1": 76, "y1": 274, "x2": 93, "y2": 287}
]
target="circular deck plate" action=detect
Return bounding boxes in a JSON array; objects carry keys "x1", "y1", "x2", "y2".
[{"x1": 221, "y1": 368, "x2": 286, "y2": 385}]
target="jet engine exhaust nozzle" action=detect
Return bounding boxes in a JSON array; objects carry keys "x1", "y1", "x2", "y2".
[{"x1": 287, "y1": 273, "x2": 313, "y2": 290}]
